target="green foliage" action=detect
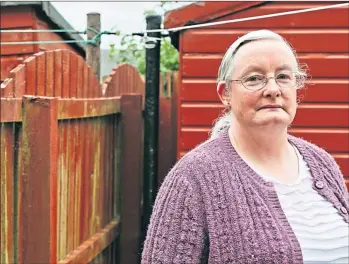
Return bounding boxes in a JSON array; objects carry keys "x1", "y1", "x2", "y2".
[
  {"x1": 109, "y1": 35, "x2": 143, "y2": 66},
  {"x1": 109, "y1": 2, "x2": 179, "y2": 74},
  {"x1": 160, "y1": 38, "x2": 178, "y2": 73}
]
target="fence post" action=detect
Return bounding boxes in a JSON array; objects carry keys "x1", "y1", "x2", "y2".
[
  {"x1": 172, "y1": 72, "x2": 179, "y2": 161},
  {"x1": 158, "y1": 72, "x2": 175, "y2": 187},
  {"x1": 86, "y1": 12, "x2": 101, "y2": 81},
  {"x1": 20, "y1": 96, "x2": 58, "y2": 264},
  {"x1": 142, "y1": 14, "x2": 162, "y2": 244},
  {"x1": 118, "y1": 94, "x2": 143, "y2": 264}
]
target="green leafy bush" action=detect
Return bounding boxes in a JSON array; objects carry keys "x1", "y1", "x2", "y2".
[{"x1": 109, "y1": 1, "x2": 180, "y2": 74}]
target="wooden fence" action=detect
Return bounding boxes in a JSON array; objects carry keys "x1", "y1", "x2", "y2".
[
  {"x1": 1, "y1": 49, "x2": 146, "y2": 263},
  {"x1": 158, "y1": 71, "x2": 178, "y2": 186}
]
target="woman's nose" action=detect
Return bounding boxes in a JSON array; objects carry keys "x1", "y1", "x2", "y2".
[{"x1": 262, "y1": 78, "x2": 281, "y2": 97}]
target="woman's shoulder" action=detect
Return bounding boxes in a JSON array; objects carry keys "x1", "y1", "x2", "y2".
[
  {"x1": 166, "y1": 135, "x2": 231, "y2": 183},
  {"x1": 178, "y1": 134, "x2": 229, "y2": 166},
  {"x1": 288, "y1": 134, "x2": 334, "y2": 161}
]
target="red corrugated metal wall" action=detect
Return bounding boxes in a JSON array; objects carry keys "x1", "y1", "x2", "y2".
[{"x1": 177, "y1": 2, "x2": 349, "y2": 187}]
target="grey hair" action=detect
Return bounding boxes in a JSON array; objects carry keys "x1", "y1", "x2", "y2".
[{"x1": 210, "y1": 30, "x2": 308, "y2": 138}]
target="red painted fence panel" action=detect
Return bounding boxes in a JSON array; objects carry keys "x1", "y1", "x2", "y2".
[{"x1": 1, "y1": 49, "x2": 145, "y2": 264}]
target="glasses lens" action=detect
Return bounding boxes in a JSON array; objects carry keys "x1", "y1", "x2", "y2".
[
  {"x1": 242, "y1": 74, "x2": 265, "y2": 90},
  {"x1": 276, "y1": 71, "x2": 297, "y2": 88}
]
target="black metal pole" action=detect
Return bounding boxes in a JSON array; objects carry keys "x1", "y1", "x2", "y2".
[{"x1": 142, "y1": 15, "x2": 162, "y2": 244}]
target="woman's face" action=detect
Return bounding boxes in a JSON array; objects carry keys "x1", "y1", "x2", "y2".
[{"x1": 222, "y1": 39, "x2": 299, "y2": 129}]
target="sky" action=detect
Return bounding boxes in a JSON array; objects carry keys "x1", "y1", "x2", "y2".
[{"x1": 51, "y1": 1, "x2": 191, "y2": 49}]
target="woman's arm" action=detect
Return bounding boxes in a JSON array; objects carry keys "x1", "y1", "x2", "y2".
[{"x1": 141, "y1": 167, "x2": 207, "y2": 264}]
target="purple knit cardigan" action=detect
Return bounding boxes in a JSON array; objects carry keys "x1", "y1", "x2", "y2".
[{"x1": 141, "y1": 130, "x2": 349, "y2": 264}]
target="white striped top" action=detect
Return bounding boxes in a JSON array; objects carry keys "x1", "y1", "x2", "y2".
[{"x1": 251, "y1": 145, "x2": 349, "y2": 263}]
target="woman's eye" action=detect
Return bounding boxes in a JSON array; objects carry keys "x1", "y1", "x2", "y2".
[
  {"x1": 245, "y1": 75, "x2": 263, "y2": 82},
  {"x1": 277, "y1": 73, "x2": 292, "y2": 80}
]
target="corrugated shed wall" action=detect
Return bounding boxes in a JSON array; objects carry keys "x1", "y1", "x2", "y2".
[{"x1": 178, "y1": 2, "x2": 349, "y2": 185}]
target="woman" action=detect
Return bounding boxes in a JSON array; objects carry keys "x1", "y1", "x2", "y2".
[{"x1": 141, "y1": 30, "x2": 349, "y2": 263}]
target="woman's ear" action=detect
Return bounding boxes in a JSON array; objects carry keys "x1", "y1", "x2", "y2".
[{"x1": 217, "y1": 81, "x2": 230, "y2": 106}]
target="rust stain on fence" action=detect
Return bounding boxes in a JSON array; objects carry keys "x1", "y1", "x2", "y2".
[
  {"x1": 1, "y1": 123, "x2": 15, "y2": 263},
  {"x1": 58, "y1": 97, "x2": 121, "y2": 120}
]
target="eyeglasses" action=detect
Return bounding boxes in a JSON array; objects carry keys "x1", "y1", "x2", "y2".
[{"x1": 227, "y1": 71, "x2": 304, "y2": 91}]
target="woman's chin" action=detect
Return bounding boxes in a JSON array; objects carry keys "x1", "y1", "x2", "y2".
[{"x1": 253, "y1": 114, "x2": 292, "y2": 127}]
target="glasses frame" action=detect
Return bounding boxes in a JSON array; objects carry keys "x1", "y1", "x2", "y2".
[{"x1": 227, "y1": 71, "x2": 304, "y2": 91}]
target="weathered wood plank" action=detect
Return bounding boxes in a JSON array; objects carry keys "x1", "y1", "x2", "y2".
[
  {"x1": 158, "y1": 72, "x2": 176, "y2": 186},
  {"x1": 21, "y1": 96, "x2": 58, "y2": 263},
  {"x1": 54, "y1": 50, "x2": 63, "y2": 97},
  {"x1": 88, "y1": 67, "x2": 96, "y2": 98},
  {"x1": 57, "y1": 121, "x2": 62, "y2": 260},
  {"x1": 66, "y1": 119, "x2": 76, "y2": 255},
  {"x1": 0, "y1": 98, "x2": 22, "y2": 123},
  {"x1": 83, "y1": 64, "x2": 89, "y2": 98},
  {"x1": 82, "y1": 118, "x2": 92, "y2": 243},
  {"x1": 103, "y1": 64, "x2": 145, "y2": 100},
  {"x1": 10, "y1": 64, "x2": 26, "y2": 97},
  {"x1": 76, "y1": 56, "x2": 84, "y2": 98},
  {"x1": 62, "y1": 50, "x2": 70, "y2": 98},
  {"x1": 98, "y1": 117, "x2": 105, "y2": 228},
  {"x1": 60, "y1": 49, "x2": 70, "y2": 259},
  {"x1": 73, "y1": 119, "x2": 82, "y2": 249},
  {"x1": 89, "y1": 117, "x2": 97, "y2": 237},
  {"x1": 112, "y1": 114, "x2": 119, "y2": 219},
  {"x1": 59, "y1": 120, "x2": 68, "y2": 259},
  {"x1": 0, "y1": 123, "x2": 15, "y2": 263},
  {"x1": 58, "y1": 219, "x2": 120, "y2": 264},
  {"x1": 172, "y1": 72, "x2": 179, "y2": 161},
  {"x1": 24, "y1": 56, "x2": 36, "y2": 95},
  {"x1": 16, "y1": 125, "x2": 23, "y2": 264},
  {"x1": 118, "y1": 94, "x2": 143, "y2": 264},
  {"x1": 66, "y1": 49, "x2": 76, "y2": 255},
  {"x1": 45, "y1": 50, "x2": 55, "y2": 96},
  {"x1": 0, "y1": 78, "x2": 14, "y2": 98},
  {"x1": 69, "y1": 55, "x2": 78, "y2": 98},
  {"x1": 35, "y1": 52, "x2": 46, "y2": 96},
  {"x1": 0, "y1": 97, "x2": 121, "y2": 122},
  {"x1": 58, "y1": 97, "x2": 121, "y2": 120}
]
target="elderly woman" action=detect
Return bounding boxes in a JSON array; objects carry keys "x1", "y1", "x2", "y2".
[{"x1": 141, "y1": 30, "x2": 349, "y2": 263}]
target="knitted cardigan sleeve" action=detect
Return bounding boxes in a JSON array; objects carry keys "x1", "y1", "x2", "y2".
[{"x1": 141, "y1": 163, "x2": 207, "y2": 264}]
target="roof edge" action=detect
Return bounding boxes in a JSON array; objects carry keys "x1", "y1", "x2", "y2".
[
  {"x1": 1, "y1": 1, "x2": 85, "y2": 55},
  {"x1": 164, "y1": 1, "x2": 266, "y2": 29}
]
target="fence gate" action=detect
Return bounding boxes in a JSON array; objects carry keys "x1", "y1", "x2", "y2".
[{"x1": 1, "y1": 50, "x2": 144, "y2": 264}]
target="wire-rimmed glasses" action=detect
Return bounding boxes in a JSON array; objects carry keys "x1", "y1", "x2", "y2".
[{"x1": 228, "y1": 71, "x2": 304, "y2": 91}]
